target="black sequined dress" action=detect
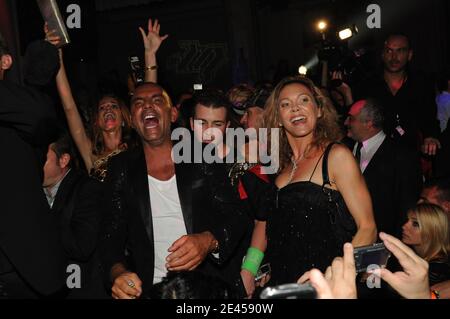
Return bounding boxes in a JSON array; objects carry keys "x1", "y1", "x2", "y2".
[{"x1": 266, "y1": 143, "x2": 356, "y2": 286}]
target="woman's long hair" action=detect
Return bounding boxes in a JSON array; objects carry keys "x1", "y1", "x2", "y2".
[
  {"x1": 263, "y1": 76, "x2": 343, "y2": 172},
  {"x1": 413, "y1": 203, "x2": 450, "y2": 262},
  {"x1": 91, "y1": 94, "x2": 133, "y2": 156}
]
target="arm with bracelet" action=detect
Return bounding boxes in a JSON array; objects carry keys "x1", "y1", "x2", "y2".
[
  {"x1": 242, "y1": 247, "x2": 265, "y2": 276},
  {"x1": 139, "y1": 18, "x2": 168, "y2": 84}
]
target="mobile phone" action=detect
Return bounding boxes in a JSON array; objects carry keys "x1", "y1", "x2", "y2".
[
  {"x1": 255, "y1": 263, "x2": 271, "y2": 282},
  {"x1": 129, "y1": 56, "x2": 145, "y2": 84},
  {"x1": 260, "y1": 283, "x2": 317, "y2": 299},
  {"x1": 353, "y1": 243, "x2": 391, "y2": 273}
]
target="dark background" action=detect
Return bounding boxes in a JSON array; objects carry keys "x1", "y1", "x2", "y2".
[{"x1": 2, "y1": 0, "x2": 449, "y2": 98}]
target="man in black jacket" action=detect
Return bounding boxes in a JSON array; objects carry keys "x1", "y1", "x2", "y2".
[
  {"x1": 345, "y1": 99, "x2": 422, "y2": 237},
  {"x1": 0, "y1": 37, "x2": 66, "y2": 298},
  {"x1": 356, "y1": 34, "x2": 440, "y2": 155},
  {"x1": 100, "y1": 83, "x2": 250, "y2": 299},
  {"x1": 42, "y1": 135, "x2": 106, "y2": 298}
]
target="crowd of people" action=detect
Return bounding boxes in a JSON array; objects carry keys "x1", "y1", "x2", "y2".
[{"x1": 0, "y1": 18, "x2": 449, "y2": 300}]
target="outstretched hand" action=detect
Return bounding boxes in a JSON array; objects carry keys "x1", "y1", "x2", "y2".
[
  {"x1": 379, "y1": 232, "x2": 430, "y2": 299},
  {"x1": 139, "y1": 18, "x2": 169, "y2": 54}
]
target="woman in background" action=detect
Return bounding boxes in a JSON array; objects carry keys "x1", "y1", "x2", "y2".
[{"x1": 402, "y1": 203, "x2": 450, "y2": 286}]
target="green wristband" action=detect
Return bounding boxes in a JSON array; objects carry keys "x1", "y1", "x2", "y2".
[{"x1": 241, "y1": 247, "x2": 264, "y2": 276}]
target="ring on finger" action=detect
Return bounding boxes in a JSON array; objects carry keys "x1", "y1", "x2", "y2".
[{"x1": 127, "y1": 279, "x2": 136, "y2": 288}]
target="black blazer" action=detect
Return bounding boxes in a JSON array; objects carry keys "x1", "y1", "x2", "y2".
[
  {"x1": 52, "y1": 170, "x2": 102, "y2": 262},
  {"x1": 0, "y1": 81, "x2": 66, "y2": 296},
  {"x1": 99, "y1": 148, "x2": 199, "y2": 292},
  {"x1": 99, "y1": 148, "x2": 252, "y2": 294},
  {"x1": 362, "y1": 137, "x2": 422, "y2": 236},
  {"x1": 51, "y1": 170, "x2": 107, "y2": 298}
]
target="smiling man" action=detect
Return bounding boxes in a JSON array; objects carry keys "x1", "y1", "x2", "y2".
[{"x1": 190, "y1": 90, "x2": 231, "y2": 159}]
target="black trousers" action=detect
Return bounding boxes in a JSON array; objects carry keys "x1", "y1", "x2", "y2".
[{"x1": 0, "y1": 271, "x2": 40, "y2": 299}]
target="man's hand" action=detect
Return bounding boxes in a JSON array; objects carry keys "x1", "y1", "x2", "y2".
[
  {"x1": 44, "y1": 22, "x2": 62, "y2": 47},
  {"x1": 298, "y1": 243, "x2": 357, "y2": 299},
  {"x1": 139, "y1": 18, "x2": 169, "y2": 54},
  {"x1": 431, "y1": 280, "x2": 450, "y2": 299},
  {"x1": 166, "y1": 232, "x2": 215, "y2": 271},
  {"x1": 44, "y1": 22, "x2": 63, "y2": 61},
  {"x1": 331, "y1": 71, "x2": 354, "y2": 105},
  {"x1": 111, "y1": 272, "x2": 143, "y2": 300},
  {"x1": 422, "y1": 137, "x2": 441, "y2": 156},
  {"x1": 379, "y1": 232, "x2": 430, "y2": 299}
]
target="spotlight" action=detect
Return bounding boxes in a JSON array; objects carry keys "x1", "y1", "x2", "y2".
[
  {"x1": 338, "y1": 25, "x2": 358, "y2": 41},
  {"x1": 298, "y1": 66, "x2": 308, "y2": 75},
  {"x1": 317, "y1": 20, "x2": 328, "y2": 32}
]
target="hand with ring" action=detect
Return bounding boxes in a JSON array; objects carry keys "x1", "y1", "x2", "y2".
[{"x1": 112, "y1": 272, "x2": 143, "y2": 299}]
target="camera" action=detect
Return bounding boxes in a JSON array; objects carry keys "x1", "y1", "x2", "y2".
[
  {"x1": 255, "y1": 263, "x2": 271, "y2": 282},
  {"x1": 260, "y1": 283, "x2": 317, "y2": 299},
  {"x1": 353, "y1": 243, "x2": 391, "y2": 273},
  {"x1": 129, "y1": 56, "x2": 145, "y2": 84}
]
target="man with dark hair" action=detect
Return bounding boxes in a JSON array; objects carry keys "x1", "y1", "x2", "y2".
[
  {"x1": 0, "y1": 36, "x2": 66, "y2": 298},
  {"x1": 345, "y1": 99, "x2": 422, "y2": 236},
  {"x1": 358, "y1": 33, "x2": 440, "y2": 156},
  {"x1": 189, "y1": 90, "x2": 272, "y2": 298},
  {"x1": 419, "y1": 178, "x2": 450, "y2": 214},
  {"x1": 42, "y1": 135, "x2": 105, "y2": 298},
  {"x1": 190, "y1": 90, "x2": 231, "y2": 155},
  {"x1": 240, "y1": 88, "x2": 271, "y2": 130}
]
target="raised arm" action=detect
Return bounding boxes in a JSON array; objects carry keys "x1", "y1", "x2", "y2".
[
  {"x1": 330, "y1": 144, "x2": 377, "y2": 247},
  {"x1": 139, "y1": 18, "x2": 169, "y2": 84},
  {"x1": 45, "y1": 23, "x2": 94, "y2": 171}
]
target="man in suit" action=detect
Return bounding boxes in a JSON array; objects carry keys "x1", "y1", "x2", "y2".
[
  {"x1": 0, "y1": 36, "x2": 66, "y2": 298},
  {"x1": 42, "y1": 135, "x2": 106, "y2": 298},
  {"x1": 345, "y1": 99, "x2": 422, "y2": 237},
  {"x1": 100, "y1": 82, "x2": 250, "y2": 299}
]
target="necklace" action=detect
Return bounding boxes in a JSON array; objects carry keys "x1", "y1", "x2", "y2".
[{"x1": 287, "y1": 152, "x2": 306, "y2": 185}]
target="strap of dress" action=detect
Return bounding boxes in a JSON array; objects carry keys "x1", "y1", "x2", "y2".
[
  {"x1": 322, "y1": 142, "x2": 339, "y2": 187},
  {"x1": 308, "y1": 149, "x2": 326, "y2": 182}
]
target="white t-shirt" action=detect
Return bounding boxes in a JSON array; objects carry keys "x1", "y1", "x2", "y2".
[{"x1": 148, "y1": 174, "x2": 187, "y2": 285}]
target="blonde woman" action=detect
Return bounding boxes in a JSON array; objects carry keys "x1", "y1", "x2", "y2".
[
  {"x1": 263, "y1": 76, "x2": 376, "y2": 286},
  {"x1": 402, "y1": 203, "x2": 450, "y2": 286}
]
